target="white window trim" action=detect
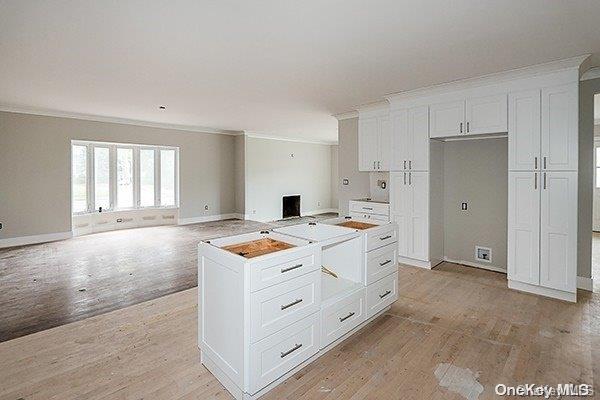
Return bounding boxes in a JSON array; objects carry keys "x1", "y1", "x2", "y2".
[{"x1": 71, "y1": 140, "x2": 180, "y2": 215}]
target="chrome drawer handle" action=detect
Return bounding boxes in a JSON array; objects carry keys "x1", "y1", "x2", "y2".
[
  {"x1": 339, "y1": 311, "x2": 355, "y2": 322},
  {"x1": 280, "y1": 343, "x2": 302, "y2": 358},
  {"x1": 379, "y1": 259, "x2": 392, "y2": 266},
  {"x1": 281, "y1": 298, "x2": 303, "y2": 310},
  {"x1": 379, "y1": 235, "x2": 392, "y2": 240},
  {"x1": 362, "y1": 207, "x2": 373, "y2": 210},
  {"x1": 379, "y1": 290, "x2": 391, "y2": 299},
  {"x1": 281, "y1": 263, "x2": 303, "y2": 273}
]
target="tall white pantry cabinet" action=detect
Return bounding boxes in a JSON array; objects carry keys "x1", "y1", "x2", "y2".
[
  {"x1": 507, "y1": 84, "x2": 579, "y2": 302},
  {"x1": 358, "y1": 56, "x2": 586, "y2": 302}
]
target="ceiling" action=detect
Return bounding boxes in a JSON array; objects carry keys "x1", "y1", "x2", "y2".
[{"x1": 1, "y1": 1, "x2": 600, "y2": 142}]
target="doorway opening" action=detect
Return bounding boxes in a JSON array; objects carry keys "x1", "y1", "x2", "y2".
[{"x1": 592, "y1": 94, "x2": 600, "y2": 291}]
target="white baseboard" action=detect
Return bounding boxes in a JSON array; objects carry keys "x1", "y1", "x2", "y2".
[
  {"x1": 178, "y1": 213, "x2": 241, "y2": 225},
  {"x1": 443, "y1": 257, "x2": 507, "y2": 274},
  {"x1": 508, "y1": 280, "x2": 576, "y2": 302},
  {"x1": 577, "y1": 276, "x2": 594, "y2": 291},
  {"x1": 0, "y1": 231, "x2": 73, "y2": 249},
  {"x1": 397, "y1": 255, "x2": 431, "y2": 269},
  {"x1": 303, "y1": 208, "x2": 339, "y2": 216}
]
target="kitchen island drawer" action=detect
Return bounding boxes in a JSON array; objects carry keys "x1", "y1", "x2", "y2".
[
  {"x1": 366, "y1": 271, "x2": 398, "y2": 319},
  {"x1": 249, "y1": 313, "x2": 320, "y2": 394},
  {"x1": 366, "y1": 224, "x2": 397, "y2": 252},
  {"x1": 321, "y1": 288, "x2": 366, "y2": 348},
  {"x1": 350, "y1": 200, "x2": 389, "y2": 216},
  {"x1": 366, "y1": 243, "x2": 397, "y2": 285},
  {"x1": 250, "y1": 247, "x2": 320, "y2": 292},
  {"x1": 251, "y1": 271, "x2": 321, "y2": 342}
]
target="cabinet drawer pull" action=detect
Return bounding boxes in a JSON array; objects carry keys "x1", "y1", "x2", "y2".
[
  {"x1": 379, "y1": 290, "x2": 391, "y2": 299},
  {"x1": 281, "y1": 298, "x2": 303, "y2": 310},
  {"x1": 543, "y1": 156, "x2": 547, "y2": 169},
  {"x1": 362, "y1": 207, "x2": 373, "y2": 210},
  {"x1": 280, "y1": 343, "x2": 302, "y2": 358},
  {"x1": 379, "y1": 235, "x2": 392, "y2": 241},
  {"x1": 281, "y1": 263, "x2": 303, "y2": 273},
  {"x1": 460, "y1": 122, "x2": 463, "y2": 133},
  {"x1": 339, "y1": 312, "x2": 355, "y2": 322},
  {"x1": 379, "y1": 259, "x2": 392, "y2": 266}
]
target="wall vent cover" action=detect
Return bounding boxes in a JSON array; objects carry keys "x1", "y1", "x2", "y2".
[{"x1": 475, "y1": 246, "x2": 492, "y2": 263}]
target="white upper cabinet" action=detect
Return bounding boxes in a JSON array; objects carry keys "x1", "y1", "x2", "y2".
[
  {"x1": 429, "y1": 94, "x2": 507, "y2": 138},
  {"x1": 429, "y1": 100, "x2": 464, "y2": 138},
  {"x1": 465, "y1": 94, "x2": 507, "y2": 135},
  {"x1": 358, "y1": 116, "x2": 379, "y2": 171},
  {"x1": 390, "y1": 106, "x2": 429, "y2": 171},
  {"x1": 507, "y1": 171, "x2": 540, "y2": 285},
  {"x1": 541, "y1": 84, "x2": 578, "y2": 171},
  {"x1": 508, "y1": 90, "x2": 541, "y2": 171},
  {"x1": 539, "y1": 171, "x2": 577, "y2": 292},
  {"x1": 358, "y1": 110, "x2": 390, "y2": 171}
]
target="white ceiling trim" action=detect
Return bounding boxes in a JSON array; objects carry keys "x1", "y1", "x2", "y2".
[
  {"x1": 385, "y1": 55, "x2": 590, "y2": 103},
  {"x1": 332, "y1": 111, "x2": 358, "y2": 121},
  {"x1": 0, "y1": 104, "x2": 244, "y2": 136},
  {"x1": 244, "y1": 131, "x2": 337, "y2": 146}
]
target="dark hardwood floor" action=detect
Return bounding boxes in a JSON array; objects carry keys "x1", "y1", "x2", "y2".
[
  {"x1": 0, "y1": 216, "x2": 342, "y2": 343},
  {"x1": 0, "y1": 220, "x2": 256, "y2": 342}
]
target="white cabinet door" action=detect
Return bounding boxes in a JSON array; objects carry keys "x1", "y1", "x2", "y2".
[
  {"x1": 390, "y1": 109, "x2": 409, "y2": 171},
  {"x1": 541, "y1": 84, "x2": 578, "y2": 171},
  {"x1": 465, "y1": 94, "x2": 508, "y2": 135},
  {"x1": 358, "y1": 116, "x2": 378, "y2": 171},
  {"x1": 508, "y1": 90, "x2": 541, "y2": 171},
  {"x1": 408, "y1": 106, "x2": 429, "y2": 171},
  {"x1": 390, "y1": 172, "x2": 410, "y2": 257},
  {"x1": 429, "y1": 100, "x2": 464, "y2": 138},
  {"x1": 378, "y1": 115, "x2": 391, "y2": 171},
  {"x1": 407, "y1": 171, "x2": 429, "y2": 261},
  {"x1": 540, "y1": 171, "x2": 577, "y2": 292},
  {"x1": 507, "y1": 172, "x2": 540, "y2": 285}
]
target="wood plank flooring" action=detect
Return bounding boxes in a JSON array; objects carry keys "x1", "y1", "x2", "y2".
[
  {"x1": 1, "y1": 262, "x2": 598, "y2": 400},
  {"x1": 0, "y1": 215, "x2": 335, "y2": 342}
]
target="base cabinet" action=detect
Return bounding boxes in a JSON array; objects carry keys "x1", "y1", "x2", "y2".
[
  {"x1": 390, "y1": 172, "x2": 429, "y2": 262},
  {"x1": 508, "y1": 171, "x2": 577, "y2": 297}
]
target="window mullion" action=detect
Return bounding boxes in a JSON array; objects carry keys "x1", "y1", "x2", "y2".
[
  {"x1": 134, "y1": 147, "x2": 140, "y2": 209},
  {"x1": 155, "y1": 148, "x2": 161, "y2": 207},
  {"x1": 88, "y1": 144, "x2": 95, "y2": 213},
  {"x1": 109, "y1": 145, "x2": 117, "y2": 210}
]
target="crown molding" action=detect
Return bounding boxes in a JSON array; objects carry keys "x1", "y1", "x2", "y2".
[
  {"x1": 0, "y1": 104, "x2": 243, "y2": 136},
  {"x1": 386, "y1": 54, "x2": 590, "y2": 103},
  {"x1": 243, "y1": 131, "x2": 337, "y2": 145},
  {"x1": 356, "y1": 100, "x2": 390, "y2": 113},
  {"x1": 332, "y1": 110, "x2": 358, "y2": 120},
  {"x1": 581, "y1": 67, "x2": 600, "y2": 81}
]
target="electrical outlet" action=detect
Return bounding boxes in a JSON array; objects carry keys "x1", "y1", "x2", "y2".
[
  {"x1": 461, "y1": 202, "x2": 468, "y2": 211},
  {"x1": 317, "y1": 201, "x2": 321, "y2": 207}
]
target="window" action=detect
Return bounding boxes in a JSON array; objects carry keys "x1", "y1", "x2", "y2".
[
  {"x1": 72, "y1": 145, "x2": 87, "y2": 213},
  {"x1": 139, "y1": 149, "x2": 155, "y2": 207},
  {"x1": 161, "y1": 149, "x2": 176, "y2": 206},
  {"x1": 117, "y1": 148, "x2": 134, "y2": 208},
  {"x1": 94, "y1": 147, "x2": 110, "y2": 211},
  {"x1": 71, "y1": 141, "x2": 178, "y2": 214}
]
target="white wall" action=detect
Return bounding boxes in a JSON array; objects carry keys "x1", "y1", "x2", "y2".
[
  {"x1": 330, "y1": 145, "x2": 339, "y2": 209},
  {"x1": 244, "y1": 137, "x2": 335, "y2": 222}
]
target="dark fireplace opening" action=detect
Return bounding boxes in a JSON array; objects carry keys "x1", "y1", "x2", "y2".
[{"x1": 282, "y1": 195, "x2": 301, "y2": 219}]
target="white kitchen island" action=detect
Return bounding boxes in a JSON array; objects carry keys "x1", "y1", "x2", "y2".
[{"x1": 198, "y1": 221, "x2": 399, "y2": 399}]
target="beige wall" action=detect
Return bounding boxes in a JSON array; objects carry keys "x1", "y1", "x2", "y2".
[
  {"x1": 443, "y1": 138, "x2": 508, "y2": 271},
  {"x1": 330, "y1": 145, "x2": 339, "y2": 209},
  {"x1": 0, "y1": 111, "x2": 236, "y2": 239},
  {"x1": 234, "y1": 135, "x2": 246, "y2": 215},
  {"x1": 337, "y1": 117, "x2": 370, "y2": 215},
  {"x1": 244, "y1": 137, "x2": 334, "y2": 222},
  {"x1": 578, "y1": 77, "x2": 600, "y2": 278}
]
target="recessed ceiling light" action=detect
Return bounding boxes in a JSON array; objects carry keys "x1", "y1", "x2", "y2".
[{"x1": 159, "y1": 105, "x2": 166, "y2": 110}]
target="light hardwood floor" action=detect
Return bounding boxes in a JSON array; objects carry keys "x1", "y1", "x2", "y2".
[{"x1": 0, "y1": 262, "x2": 597, "y2": 400}]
